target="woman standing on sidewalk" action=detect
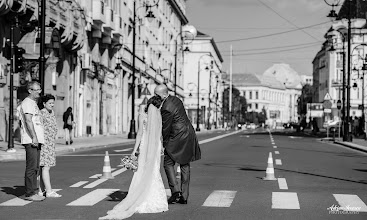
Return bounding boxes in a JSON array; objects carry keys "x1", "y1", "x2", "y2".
[
  {"x1": 38, "y1": 94, "x2": 61, "y2": 198},
  {"x1": 63, "y1": 107, "x2": 74, "y2": 145}
]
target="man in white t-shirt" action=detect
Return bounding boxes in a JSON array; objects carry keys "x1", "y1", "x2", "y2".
[{"x1": 18, "y1": 81, "x2": 45, "y2": 201}]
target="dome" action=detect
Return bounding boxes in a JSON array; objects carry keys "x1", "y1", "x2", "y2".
[{"x1": 263, "y1": 63, "x2": 302, "y2": 89}]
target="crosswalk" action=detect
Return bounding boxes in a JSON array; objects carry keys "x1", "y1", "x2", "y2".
[{"x1": 1, "y1": 188, "x2": 366, "y2": 212}]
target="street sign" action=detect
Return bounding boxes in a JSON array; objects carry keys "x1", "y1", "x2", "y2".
[
  {"x1": 323, "y1": 93, "x2": 332, "y2": 101},
  {"x1": 323, "y1": 100, "x2": 332, "y2": 109},
  {"x1": 337, "y1": 100, "x2": 341, "y2": 110},
  {"x1": 324, "y1": 109, "x2": 332, "y2": 113}
]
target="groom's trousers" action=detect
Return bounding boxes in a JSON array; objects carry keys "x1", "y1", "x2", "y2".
[{"x1": 164, "y1": 154, "x2": 190, "y2": 200}]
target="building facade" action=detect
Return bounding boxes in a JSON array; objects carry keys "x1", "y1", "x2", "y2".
[
  {"x1": 0, "y1": 0, "x2": 193, "y2": 142},
  {"x1": 183, "y1": 31, "x2": 224, "y2": 130},
  {"x1": 233, "y1": 64, "x2": 302, "y2": 128}
]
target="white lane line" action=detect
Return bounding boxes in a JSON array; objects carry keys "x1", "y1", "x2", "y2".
[
  {"x1": 333, "y1": 194, "x2": 367, "y2": 212},
  {"x1": 275, "y1": 159, "x2": 282, "y2": 165},
  {"x1": 273, "y1": 146, "x2": 277, "y2": 148},
  {"x1": 66, "y1": 189, "x2": 119, "y2": 206},
  {"x1": 70, "y1": 181, "x2": 89, "y2": 188},
  {"x1": 59, "y1": 154, "x2": 129, "y2": 157},
  {"x1": 199, "y1": 130, "x2": 242, "y2": 145},
  {"x1": 272, "y1": 192, "x2": 300, "y2": 209},
  {"x1": 202, "y1": 190, "x2": 237, "y2": 207},
  {"x1": 277, "y1": 178, "x2": 288, "y2": 190},
  {"x1": 165, "y1": 189, "x2": 171, "y2": 197},
  {"x1": 0, "y1": 189, "x2": 61, "y2": 206},
  {"x1": 89, "y1": 174, "x2": 102, "y2": 178},
  {"x1": 83, "y1": 168, "x2": 127, "y2": 188},
  {"x1": 114, "y1": 148, "x2": 133, "y2": 152},
  {"x1": 275, "y1": 151, "x2": 280, "y2": 154}
]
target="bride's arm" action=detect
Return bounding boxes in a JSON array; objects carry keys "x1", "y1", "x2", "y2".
[{"x1": 131, "y1": 114, "x2": 144, "y2": 157}]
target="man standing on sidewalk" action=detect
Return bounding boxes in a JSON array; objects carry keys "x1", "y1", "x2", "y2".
[{"x1": 17, "y1": 81, "x2": 45, "y2": 201}]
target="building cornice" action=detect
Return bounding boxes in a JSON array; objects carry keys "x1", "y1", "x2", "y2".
[{"x1": 167, "y1": 0, "x2": 189, "y2": 25}]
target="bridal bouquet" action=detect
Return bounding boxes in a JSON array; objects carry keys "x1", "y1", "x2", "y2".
[{"x1": 120, "y1": 156, "x2": 138, "y2": 172}]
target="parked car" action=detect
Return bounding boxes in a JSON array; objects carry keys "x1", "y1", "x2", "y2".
[{"x1": 323, "y1": 120, "x2": 342, "y2": 134}]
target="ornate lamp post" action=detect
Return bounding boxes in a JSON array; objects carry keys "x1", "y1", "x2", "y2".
[
  {"x1": 128, "y1": 0, "x2": 159, "y2": 139},
  {"x1": 174, "y1": 25, "x2": 197, "y2": 96}
]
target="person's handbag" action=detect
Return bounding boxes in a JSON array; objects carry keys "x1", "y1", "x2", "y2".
[
  {"x1": 120, "y1": 155, "x2": 138, "y2": 172},
  {"x1": 67, "y1": 115, "x2": 73, "y2": 126}
]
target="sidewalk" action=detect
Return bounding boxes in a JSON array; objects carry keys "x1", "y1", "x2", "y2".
[
  {"x1": 334, "y1": 138, "x2": 367, "y2": 153},
  {"x1": 0, "y1": 128, "x2": 225, "y2": 162},
  {"x1": 0, "y1": 134, "x2": 136, "y2": 162}
]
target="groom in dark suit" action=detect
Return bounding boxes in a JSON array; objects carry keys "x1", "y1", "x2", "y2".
[{"x1": 154, "y1": 84, "x2": 201, "y2": 204}]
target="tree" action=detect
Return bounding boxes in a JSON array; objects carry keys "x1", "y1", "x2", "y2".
[{"x1": 298, "y1": 84, "x2": 313, "y2": 116}]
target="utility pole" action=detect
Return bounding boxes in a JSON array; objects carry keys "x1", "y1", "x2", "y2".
[{"x1": 229, "y1": 45, "x2": 233, "y2": 128}]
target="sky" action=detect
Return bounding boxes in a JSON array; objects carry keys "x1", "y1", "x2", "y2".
[{"x1": 185, "y1": 0, "x2": 339, "y2": 76}]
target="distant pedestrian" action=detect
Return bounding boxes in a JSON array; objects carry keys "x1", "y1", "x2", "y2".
[
  {"x1": 17, "y1": 81, "x2": 45, "y2": 201},
  {"x1": 62, "y1": 107, "x2": 74, "y2": 145},
  {"x1": 38, "y1": 94, "x2": 61, "y2": 198}
]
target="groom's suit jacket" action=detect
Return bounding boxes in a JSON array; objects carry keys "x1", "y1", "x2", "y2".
[{"x1": 161, "y1": 95, "x2": 201, "y2": 164}]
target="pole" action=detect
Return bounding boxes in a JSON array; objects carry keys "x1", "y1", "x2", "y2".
[
  {"x1": 346, "y1": 8, "x2": 351, "y2": 142},
  {"x1": 7, "y1": 17, "x2": 17, "y2": 151},
  {"x1": 362, "y1": 74, "x2": 365, "y2": 139},
  {"x1": 215, "y1": 78, "x2": 218, "y2": 129},
  {"x1": 39, "y1": 0, "x2": 46, "y2": 95},
  {"x1": 229, "y1": 45, "x2": 233, "y2": 128},
  {"x1": 174, "y1": 38, "x2": 178, "y2": 96},
  {"x1": 342, "y1": 49, "x2": 347, "y2": 141},
  {"x1": 196, "y1": 61, "x2": 200, "y2": 131},
  {"x1": 128, "y1": 0, "x2": 137, "y2": 139},
  {"x1": 207, "y1": 71, "x2": 212, "y2": 130}
]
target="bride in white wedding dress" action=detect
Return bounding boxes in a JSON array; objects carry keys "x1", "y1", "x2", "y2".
[{"x1": 99, "y1": 97, "x2": 168, "y2": 219}]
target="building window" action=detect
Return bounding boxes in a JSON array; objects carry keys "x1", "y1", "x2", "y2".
[
  {"x1": 256, "y1": 91, "x2": 258, "y2": 99},
  {"x1": 255, "y1": 104, "x2": 258, "y2": 109},
  {"x1": 101, "y1": 2, "x2": 104, "y2": 14},
  {"x1": 249, "y1": 91, "x2": 252, "y2": 99}
]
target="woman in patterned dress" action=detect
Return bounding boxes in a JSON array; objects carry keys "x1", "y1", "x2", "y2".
[{"x1": 38, "y1": 94, "x2": 61, "y2": 198}]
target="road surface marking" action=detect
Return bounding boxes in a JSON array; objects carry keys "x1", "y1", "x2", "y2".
[
  {"x1": 66, "y1": 189, "x2": 119, "y2": 206},
  {"x1": 273, "y1": 146, "x2": 277, "y2": 148},
  {"x1": 59, "y1": 154, "x2": 128, "y2": 157},
  {"x1": 165, "y1": 189, "x2": 171, "y2": 197},
  {"x1": 114, "y1": 148, "x2": 133, "y2": 152},
  {"x1": 202, "y1": 190, "x2": 237, "y2": 207},
  {"x1": 84, "y1": 168, "x2": 127, "y2": 188},
  {"x1": 277, "y1": 178, "x2": 288, "y2": 190},
  {"x1": 89, "y1": 169, "x2": 116, "y2": 179},
  {"x1": 275, "y1": 159, "x2": 282, "y2": 165},
  {"x1": 199, "y1": 130, "x2": 243, "y2": 145},
  {"x1": 70, "y1": 181, "x2": 89, "y2": 188},
  {"x1": 333, "y1": 194, "x2": 367, "y2": 212},
  {"x1": 272, "y1": 192, "x2": 300, "y2": 209},
  {"x1": 0, "y1": 189, "x2": 61, "y2": 206},
  {"x1": 275, "y1": 151, "x2": 280, "y2": 154}
]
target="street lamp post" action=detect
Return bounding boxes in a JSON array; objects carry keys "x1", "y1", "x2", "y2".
[
  {"x1": 39, "y1": 0, "x2": 46, "y2": 95},
  {"x1": 173, "y1": 25, "x2": 197, "y2": 96},
  {"x1": 328, "y1": 27, "x2": 347, "y2": 140},
  {"x1": 215, "y1": 75, "x2": 219, "y2": 129},
  {"x1": 128, "y1": 0, "x2": 159, "y2": 139}
]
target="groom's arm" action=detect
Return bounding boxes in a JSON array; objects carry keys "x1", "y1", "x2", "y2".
[{"x1": 161, "y1": 109, "x2": 173, "y2": 146}]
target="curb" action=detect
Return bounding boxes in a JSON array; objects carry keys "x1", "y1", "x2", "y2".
[
  {"x1": 334, "y1": 141, "x2": 367, "y2": 153},
  {"x1": 0, "y1": 140, "x2": 136, "y2": 162}
]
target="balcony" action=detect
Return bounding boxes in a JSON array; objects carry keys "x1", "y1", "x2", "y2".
[
  {"x1": 112, "y1": 15, "x2": 123, "y2": 39},
  {"x1": 103, "y1": 7, "x2": 115, "y2": 32},
  {"x1": 331, "y1": 79, "x2": 342, "y2": 87},
  {"x1": 92, "y1": 0, "x2": 106, "y2": 25}
]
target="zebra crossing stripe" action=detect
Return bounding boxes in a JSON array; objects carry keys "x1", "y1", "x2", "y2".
[
  {"x1": 272, "y1": 192, "x2": 300, "y2": 209},
  {"x1": 202, "y1": 190, "x2": 237, "y2": 207},
  {"x1": 66, "y1": 189, "x2": 119, "y2": 206},
  {"x1": 0, "y1": 189, "x2": 62, "y2": 206},
  {"x1": 83, "y1": 168, "x2": 127, "y2": 188},
  {"x1": 89, "y1": 174, "x2": 102, "y2": 179},
  {"x1": 333, "y1": 194, "x2": 367, "y2": 212},
  {"x1": 275, "y1": 159, "x2": 282, "y2": 165},
  {"x1": 277, "y1": 178, "x2": 288, "y2": 190},
  {"x1": 275, "y1": 151, "x2": 280, "y2": 154},
  {"x1": 70, "y1": 181, "x2": 89, "y2": 188}
]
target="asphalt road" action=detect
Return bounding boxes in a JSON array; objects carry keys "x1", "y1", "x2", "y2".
[{"x1": 1, "y1": 129, "x2": 366, "y2": 220}]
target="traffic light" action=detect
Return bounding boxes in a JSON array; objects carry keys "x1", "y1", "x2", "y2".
[{"x1": 13, "y1": 46, "x2": 25, "y2": 73}]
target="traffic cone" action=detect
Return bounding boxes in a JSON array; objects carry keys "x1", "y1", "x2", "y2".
[
  {"x1": 99, "y1": 151, "x2": 114, "y2": 179},
  {"x1": 263, "y1": 152, "x2": 277, "y2": 181}
]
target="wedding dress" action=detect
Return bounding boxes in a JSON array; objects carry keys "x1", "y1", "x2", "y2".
[{"x1": 99, "y1": 105, "x2": 168, "y2": 219}]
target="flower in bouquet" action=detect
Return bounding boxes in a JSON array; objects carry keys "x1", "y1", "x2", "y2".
[{"x1": 120, "y1": 156, "x2": 138, "y2": 172}]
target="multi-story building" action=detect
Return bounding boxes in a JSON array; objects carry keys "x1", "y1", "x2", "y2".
[
  {"x1": 233, "y1": 64, "x2": 302, "y2": 128},
  {"x1": 312, "y1": 0, "x2": 367, "y2": 126},
  {"x1": 301, "y1": 75, "x2": 313, "y2": 86},
  {"x1": 183, "y1": 31, "x2": 224, "y2": 130},
  {"x1": 0, "y1": 0, "x2": 193, "y2": 141}
]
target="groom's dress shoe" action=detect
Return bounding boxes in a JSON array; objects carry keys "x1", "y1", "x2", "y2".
[
  {"x1": 168, "y1": 192, "x2": 182, "y2": 204},
  {"x1": 177, "y1": 197, "x2": 187, "y2": 204}
]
